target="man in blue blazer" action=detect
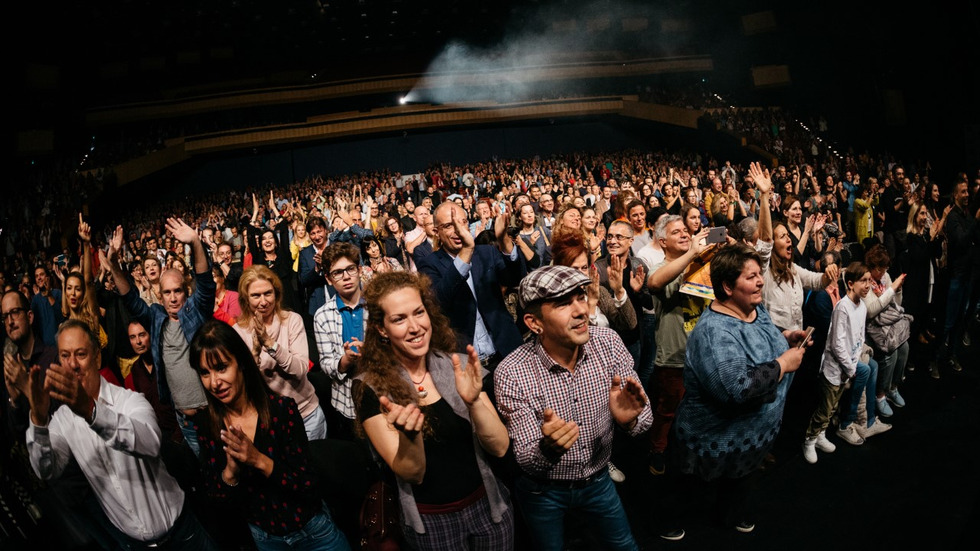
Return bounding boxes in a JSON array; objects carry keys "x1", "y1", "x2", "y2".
[
  {"x1": 417, "y1": 202, "x2": 525, "y2": 379},
  {"x1": 298, "y1": 217, "x2": 331, "y2": 317}
]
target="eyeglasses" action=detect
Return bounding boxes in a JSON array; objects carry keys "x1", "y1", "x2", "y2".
[
  {"x1": 606, "y1": 233, "x2": 632, "y2": 241},
  {"x1": 2, "y1": 308, "x2": 26, "y2": 321},
  {"x1": 328, "y1": 265, "x2": 359, "y2": 280}
]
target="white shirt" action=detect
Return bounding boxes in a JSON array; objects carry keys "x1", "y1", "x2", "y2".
[
  {"x1": 634, "y1": 243, "x2": 666, "y2": 314},
  {"x1": 27, "y1": 377, "x2": 184, "y2": 542}
]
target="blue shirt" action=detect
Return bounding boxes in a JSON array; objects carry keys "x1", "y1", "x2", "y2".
[
  {"x1": 336, "y1": 293, "x2": 365, "y2": 353},
  {"x1": 31, "y1": 291, "x2": 63, "y2": 347}
]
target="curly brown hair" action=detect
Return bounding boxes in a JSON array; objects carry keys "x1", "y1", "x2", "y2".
[{"x1": 353, "y1": 271, "x2": 457, "y2": 438}]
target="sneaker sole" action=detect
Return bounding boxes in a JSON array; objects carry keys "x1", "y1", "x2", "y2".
[
  {"x1": 660, "y1": 531, "x2": 685, "y2": 541},
  {"x1": 735, "y1": 524, "x2": 756, "y2": 533}
]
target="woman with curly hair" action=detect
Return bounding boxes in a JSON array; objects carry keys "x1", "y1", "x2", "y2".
[{"x1": 352, "y1": 271, "x2": 514, "y2": 550}]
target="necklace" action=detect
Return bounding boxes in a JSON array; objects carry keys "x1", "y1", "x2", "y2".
[{"x1": 409, "y1": 371, "x2": 429, "y2": 399}]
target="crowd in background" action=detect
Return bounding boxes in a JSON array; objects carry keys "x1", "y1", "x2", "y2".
[{"x1": 3, "y1": 103, "x2": 980, "y2": 550}]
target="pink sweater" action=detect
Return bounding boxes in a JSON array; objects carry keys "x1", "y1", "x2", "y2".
[{"x1": 234, "y1": 312, "x2": 319, "y2": 419}]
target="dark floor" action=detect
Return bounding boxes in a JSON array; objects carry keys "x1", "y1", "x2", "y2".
[
  {"x1": 10, "y1": 328, "x2": 979, "y2": 551},
  {"x1": 601, "y1": 332, "x2": 980, "y2": 551}
]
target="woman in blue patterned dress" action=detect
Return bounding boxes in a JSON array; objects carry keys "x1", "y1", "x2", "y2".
[{"x1": 664, "y1": 244, "x2": 812, "y2": 540}]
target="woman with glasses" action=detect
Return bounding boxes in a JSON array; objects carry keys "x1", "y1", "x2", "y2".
[{"x1": 234, "y1": 265, "x2": 327, "y2": 441}]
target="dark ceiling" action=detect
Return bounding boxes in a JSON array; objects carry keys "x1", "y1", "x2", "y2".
[{"x1": 12, "y1": 0, "x2": 980, "y2": 173}]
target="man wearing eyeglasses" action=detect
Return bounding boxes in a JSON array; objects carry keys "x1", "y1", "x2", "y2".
[
  {"x1": 4, "y1": 290, "x2": 60, "y2": 428},
  {"x1": 313, "y1": 243, "x2": 367, "y2": 440},
  {"x1": 594, "y1": 221, "x2": 653, "y2": 369},
  {"x1": 417, "y1": 202, "x2": 525, "y2": 397}
]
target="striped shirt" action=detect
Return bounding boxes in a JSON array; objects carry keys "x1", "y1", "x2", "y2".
[{"x1": 494, "y1": 326, "x2": 653, "y2": 480}]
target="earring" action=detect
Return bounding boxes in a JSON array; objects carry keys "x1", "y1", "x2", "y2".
[{"x1": 379, "y1": 335, "x2": 390, "y2": 344}]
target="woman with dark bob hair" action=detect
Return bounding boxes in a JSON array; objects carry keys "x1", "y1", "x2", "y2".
[
  {"x1": 663, "y1": 244, "x2": 812, "y2": 539},
  {"x1": 189, "y1": 319, "x2": 350, "y2": 551},
  {"x1": 352, "y1": 271, "x2": 514, "y2": 550}
]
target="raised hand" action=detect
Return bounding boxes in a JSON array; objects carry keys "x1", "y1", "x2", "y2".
[
  {"x1": 824, "y1": 263, "x2": 841, "y2": 285},
  {"x1": 379, "y1": 395, "x2": 425, "y2": 438},
  {"x1": 339, "y1": 337, "x2": 363, "y2": 372},
  {"x1": 165, "y1": 218, "x2": 198, "y2": 244},
  {"x1": 78, "y1": 213, "x2": 92, "y2": 243},
  {"x1": 891, "y1": 273, "x2": 906, "y2": 291},
  {"x1": 629, "y1": 263, "x2": 645, "y2": 293},
  {"x1": 44, "y1": 363, "x2": 94, "y2": 422},
  {"x1": 607, "y1": 253, "x2": 625, "y2": 297},
  {"x1": 813, "y1": 213, "x2": 827, "y2": 234},
  {"x1": 540, "y1": 407, "x2": 579, "y2": 453},
  {"x1": 221, "y1": 425, "x2": 268, "y2": 469},
  {"x1": 452, "y1": 345, "x2": 483, "y2": 406},
  {"x1": 609, "y1": 374, "x2": 646, "y2": 427},
  {"x1": 107, "y1": 225, "x2": 124, "y2": 261},
  {"x1": 3, "y1": 353, "x2": 29, "y2": 402},
  {"x1": 451, "y1": 207, "x2": 475, "y2": 250},
  {"x1": 27, "y1": 365, "x2": 51, "y2": 426}
]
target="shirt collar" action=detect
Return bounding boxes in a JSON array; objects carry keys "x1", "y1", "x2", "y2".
[
  {"x1": 532, "y1": 337, "x2": 589, "y2": 373},
  {"x1": 335, "y1": 292, "x2": 365, "y2": 312}
]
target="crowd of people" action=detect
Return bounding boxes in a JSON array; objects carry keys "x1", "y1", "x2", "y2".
[{"x1": 2, "y1": 140, "x2": 979, "y2": 550}]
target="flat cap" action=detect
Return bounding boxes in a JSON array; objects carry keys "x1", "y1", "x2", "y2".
[{"x1": 518, "y1": 265, "x2": 591, "y2": 309}]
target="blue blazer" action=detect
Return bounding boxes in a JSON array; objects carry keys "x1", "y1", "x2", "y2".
[
  {"x1": 298, "y1": 244, "x2": 328, "y2": 316},
  {"x1": 417, "y1": 245, "x2": 525, "y2": 358}
]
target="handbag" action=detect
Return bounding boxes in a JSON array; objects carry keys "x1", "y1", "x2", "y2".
[
  {"x1": 866, "y1": 301, "x2": 912, "y2": 354},
  {"x1": 359, "y1": 479, "x2": 402, "y2": 551}
]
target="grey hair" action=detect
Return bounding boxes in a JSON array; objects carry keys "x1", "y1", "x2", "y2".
[{"x1": 654, "y1": 214, "x2": 683, "y2": 242}]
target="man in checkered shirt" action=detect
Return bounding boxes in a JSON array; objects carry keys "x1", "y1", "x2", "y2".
[{"x1": 494, "y1": 265, "x2": 653, "y2": 551}]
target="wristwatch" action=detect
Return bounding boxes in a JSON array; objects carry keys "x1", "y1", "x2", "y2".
[{"x1": 266, "y1": 341, "x2": 279, "y2": 356}]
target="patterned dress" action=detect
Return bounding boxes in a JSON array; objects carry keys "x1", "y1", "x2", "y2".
[{"x1": 672, "y1": 305, "x2": 790, "y2": 480}]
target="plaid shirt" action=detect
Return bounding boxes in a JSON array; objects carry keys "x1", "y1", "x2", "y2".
[
  {"x1": 312, "y1": 292, "x2": 366, "y2": 419},
  {"x1": 494, "y1": 326, "x2": 652, "y2": 480}
]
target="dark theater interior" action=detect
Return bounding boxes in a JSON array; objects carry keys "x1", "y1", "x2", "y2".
[{"x1": 5, "y1": 1, "x2": 979, "y2": 550}]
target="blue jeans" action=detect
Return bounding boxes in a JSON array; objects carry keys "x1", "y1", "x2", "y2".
[
  {"x1": 111, "y1": 502, "x2": 217, "y2": 550},
  {"x1": 636, "y1": 313, "x2": 657, "y2": 392},
  {"x1": 303, "y1": 405, "x2": 328, "y2": 441},
  {"x1": 248, "y1": 504, "x2": 350, "y2": 551},
  {"x1": 940, "y1": 273, "x2": 974, "y2": 362},
  {"x1": 514, "y1": 471, "x2": 638, "y2": 551},
  {"x1": 178, "y1": 411, "x2": 201, "y2": 457},
  {"x1": 844, "y1": 359, "x2": 878, "y2": 427},
  {"x1": 876, "y1": 341, "x2": 909, "y2": 394}
]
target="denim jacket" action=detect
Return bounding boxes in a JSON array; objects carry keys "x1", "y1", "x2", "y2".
[{"x1": 120, "y1": 268, "x2": 216, "y2": 407}]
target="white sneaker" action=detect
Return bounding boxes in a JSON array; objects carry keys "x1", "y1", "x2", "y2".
[
  {"x1": 815, "y1": 431, "x2": 837, "y2": 453},
  {"x1": 608, "y1": 462, "x2": 626, "y2": 483},
  {"x1": 803, "y1": 437, "x2": 818, "y2": 464},
  {"x1": 856, "y1": 417, "x2": 892, "y2": 439},
  {"x1": 836, "y1": 423, "x2": 865, "y2": 446}
]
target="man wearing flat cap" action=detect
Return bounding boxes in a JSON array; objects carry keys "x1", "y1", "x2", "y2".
[{"x1": 494, "y1": 265, "x2": 653, "y2": 551}]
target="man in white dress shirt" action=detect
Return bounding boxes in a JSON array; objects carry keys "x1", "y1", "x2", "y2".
[{"x1": 26, "y1": 320, "x2": 215, "y2": 550}]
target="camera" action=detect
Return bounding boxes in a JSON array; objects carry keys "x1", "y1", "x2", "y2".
[{"x1": 824, "y1": 223, "x2": 840, "y2": 238}]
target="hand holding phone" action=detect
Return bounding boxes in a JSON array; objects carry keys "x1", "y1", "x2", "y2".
[
  {"x1": 798, "y1": 326, "x2": 816, "y2": 349},
  {"x1": 706, "y1": 227, "x2": 728, "y2": 244}
]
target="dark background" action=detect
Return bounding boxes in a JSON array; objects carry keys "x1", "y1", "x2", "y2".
[{"x1": 10, "y1": 1, "x2": 980, "y2": 188}]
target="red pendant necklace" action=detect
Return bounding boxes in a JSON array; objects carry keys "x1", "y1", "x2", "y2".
[{"x1": 410, "y1": 371, "x2": 429, "y2": 399}]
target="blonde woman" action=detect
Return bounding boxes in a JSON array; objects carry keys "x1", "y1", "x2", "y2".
[{"x1": 234, "y1": 265, "x2": 327, "y2": 440}]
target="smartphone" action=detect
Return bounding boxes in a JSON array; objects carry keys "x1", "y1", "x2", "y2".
[
  {"x1": 54, "y1": 253, "x2": 67, "y2": 266},
  {"x1": 799, "y1": 326, "x2": 816, "y2": 349},
  {"x1": 706, "y1": 227, "x2": 728, "y2": 244}
]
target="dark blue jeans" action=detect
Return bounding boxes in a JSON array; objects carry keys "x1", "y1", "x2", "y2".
[
  {"x1": 514, "y1": 471, "x2": 638, "y2": 551},
  {"x1": 939, "y1": 273, "x2": 974, "y2": 362},
  {"x1": 248, "y1": 504, "x2": 351, "y2": 551},
  {"x1": 636, "y1": 313, "x2": 657, "y2": 393},
  {"x1": 114, "y1": 504, "x2": 217, "y2": 551}
]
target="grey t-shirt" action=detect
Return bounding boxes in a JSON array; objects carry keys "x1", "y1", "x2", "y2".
[
  {"x1": 162, "y1": 319, "x2": 208, "y2": 409},
  {"x1": 651, "y1": 260, "x2": 709, "y2": 369}
]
